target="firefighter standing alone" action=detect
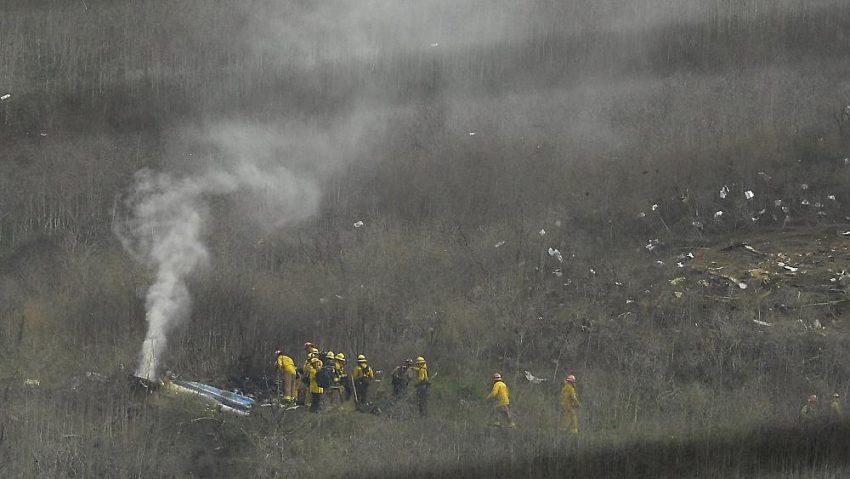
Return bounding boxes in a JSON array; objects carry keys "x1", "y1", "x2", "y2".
[{"x1": 559, "y1": 374, "x2": 580, "y2": 434}]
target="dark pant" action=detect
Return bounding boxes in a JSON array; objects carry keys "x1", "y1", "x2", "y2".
[
  {"x1": 355, "y1": 380, "x2": 369, "y2": 403},
  {"x1": 417, "y1": 386, "x2": 429, "y2": 417},
  {"x1": 310, "y1": 392, "x2": 323, "y2": 413}
]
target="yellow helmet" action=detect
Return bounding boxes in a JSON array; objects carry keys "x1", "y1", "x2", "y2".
[
  {"x1": 335, "y1": 352, "x2": 346, "y2": 361},
  {"x1": 310, "y1": 357, "x2": 320, "y2": 365},
  {"x1": 416, "y1": 356, "x2": 426, "y2": 364},
  {"x1": 310, "y1": 347, "x2": 319, "y2": 354},
  {"x1": 308, "y1": 352, "x2": 317, "y2": 359},
  {"x1": 357, "y1": 354, "x2": 367, "y2": 362}
]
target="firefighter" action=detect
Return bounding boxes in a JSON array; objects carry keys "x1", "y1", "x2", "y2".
[
  {"x1": 486, "y1": 373, "x2": 515, "y2": 427},
  {"x1": 391, "y1": 359, "x2": 414, "y2": 399},
  {"x1": 306, "y1": 356, "x2": 324, "y2": 413},
  {"x1": 412, "y1": 356, "x2": 430, "y2": 417},
  {"x1": 800, "y1": 394, "x2": 819, "y2": 423},
  {"x1": 831, "y1": 393, "x2": 843, "y2": 419},
  {"x1": 325, "y1": 351, "x2": 342, "y2": 408},
  {"x1": 559, "y1": 374, "x2": 580, "y2": 434},
  {"x1": 274, "y1": 350, "x2": 297, "y2": 403},
  {"x1": 352, "y1": 354, "x2": 374, "y2": 404},
  {"x1": 300, "y1": 348, "x2": 320, "y2": 406},
  {"x1": 335, "y1": 352, "x2": 353, "y2": 402}
]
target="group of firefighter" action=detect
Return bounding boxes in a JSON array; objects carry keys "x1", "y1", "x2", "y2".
[
  {"x1": 274, "y1": 342, "x2": 582, "y2": 433},
  {"x1": 275, "y1": 342, "x2": 431, "y2": 416}
]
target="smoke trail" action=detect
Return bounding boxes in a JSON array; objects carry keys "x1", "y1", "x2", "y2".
[
  {"x1": 116, "y1": 118, "x2": 358, "y2": 380},
  {"x1": 118, "y1": 170, "x2": 238, "y2": 380}
]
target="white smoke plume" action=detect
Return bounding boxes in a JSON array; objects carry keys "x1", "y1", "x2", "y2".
[{"x1": 117, "y1": 114, "x2": 380, "y2": 380}]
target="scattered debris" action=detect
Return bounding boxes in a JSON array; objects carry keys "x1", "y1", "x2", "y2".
[
  {"x1": 539, "y1": 229, "x2": 546, "y2": 236},
  {"x1": 801, "y1": 184, "x2": 809, "y2": 190},
  {"x1": 637, "y1": 212, "x2": 647, "y2": 218},
  {"x1": 0, "y1": 94, "x2": 10, "y2": 100},
  {"x1": 748, "y1": 268, "x2": 770, "y2": 282},
  {"x1": 669, "y1": 277, "x2": 686, "y2": 285},
  {"x1": 553, "y1": 269, "x2": 563, "y2": 278},
  {"x1": 677, "y1": 262, "x2": 684, "y2": 268},
  {"x1": 752, "y1": 319, "x2": 773, "y2": 327},
  {"x1": 24, "y1": 379, "x2": 40, "y2": 387},
  {"x1": 164, "y1": 378, "x2": 255, "y2": 416},
  {"x1": 774, "y1": 200, "x2": 783, "y2": 207},
  {"x1": 589, "y1": 268, "x2": 596, "y2": 275},
  {"x1": 548, "y1": 248, "x2": 563, "y2": 262},
  {"x1": 468, "y1": 132, "x2": 476, "y2": 136},
  {"x1": 745, "y1": 190, "x2": 755, "y2": 200},
  {"x1": 719, "y1": 185, "x2": 729, "y2": 199},
  {"x1": 777, "y1": 262, "x2": 799, "y2": 273},
  {"x1": 674, "y1": 291, "x2": 684, "y2": 298},
  {"x1": 714, "y1": 211, "x2": 723, "y2": 220},
  {"x1": 645, "y1": 239, "x2": 660, "y2": 251},
  {"x1": 430, "y1": 43, "x2": 439, "y2": 47},
  {"x1": 39, "y1": 132, "x2": 47, "y2": 137},
  {"x1": 494, "y1": 240, "x2": 506, "y2": 248},
  {"x1": 625, "y1": 299, "x2": 635, "y2": 304},
  {"x1": 828, "y1": 195, "x2": 836, "y2": 201},
  {"x1": 524, "y1": 371, "x2": 547, "y2": 384},
  {"x1": 651, "y1": 203, "x2": 659, "y2": 211},
  {"x1": 692, "y1": 221, "x2": 703, "y2": 229},
  {"x1": 353, "y1": 220, "x2": 364, "y2": 228},
  {"x1": 758, "y1": 172, "x2": 772, "y2": 182},
  {"x1": 656, "y1": 260, "x2": 665, "y2": 266}
]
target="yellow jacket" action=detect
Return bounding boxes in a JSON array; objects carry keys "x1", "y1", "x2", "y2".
[
  {"x1": 487, "y1": 380, "x2": 510, "y2": 407},
  {"x1": 306, "y1": 360, "x2": 324, "y2": 394},
  {"x1": 352, "y1": 364, "x2": 374, "y2": 380},
  {"x1": 276, "y1": 355, "x2": 296, "y2": 375},
  {"x1": 335, "y1": 360, "x2": 347, "y2": 377},
  {"x1": 560, "y1": 383, "x2": 579, "y2": 411},
  {"x1": 413, "y1": 365, "x2": 429, "y2": 386}
]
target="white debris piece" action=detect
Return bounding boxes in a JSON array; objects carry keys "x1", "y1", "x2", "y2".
[
  {"x1": 719, "y1": 185, "x2": 729, "y2": 199},
  {"x1": 39, "y1": 132, "x2": 47, "y2": 137},
  {"x1": 753, "y1": 319, "x2": 773, "y2": 327},
  {"x1": 553, "y1": 269, "x2": 563, "y2": 278},
  {"x1": 745, "y1": 190, "x2": 755, "y2": 200},
  {"x1": 589, "y1": 268, "x2": 596, "y2": 275},
  {"x1": 625, "y1": 299, "x2": 635, "y2": 304},
  {"x1": 494, "y1": 241, "x2": 506, "y2": 248},
  {"x1": 319, "y1": 297, "x2": 329, "y2": 304},
  {"x1": 468, "y1": 132, "x2": 476, "y2": 136},
  {"x1": 843, "y1": 231, "x2": 850, "y2": 236},
  {"x1": 774, "y1": 199, "x2": 782, "y2": 207},
  {"x1": 801, "y1": 184, "x2": 809, "y2": 190},
  {"x1": 524, "y1": 371, "x2": 547, "y2": 384},
  {"x1": 674, "y1": 291, "x2": 684, "y2": 298},
  {"x1": 548, "y1": 248, "x2": 563, "y2": 262},
  {"x1": 828, "y1": 195, "x2": 836, "y2": 201},
  {"x1": 651, "y1": 203, "x2": 659, "y2": 211},
  {"x1": 844, "y1": 158, "x2": 850, "y2": 166},
  {"x1": 777, "y1": 262, "x2": 799, "y2": 273},
  {"x1": 645, "y1": 239, "x2": 660, "y2": 251},
  {"x1": 757, "y1": 171, "x2": 772, "y2": 181},
  {"x1": 0, "y1": 94, "x2": 10, "y2": 100},
  {"x1": 656, "y1": 260, "x2": 665, "y2": 266},
  {"x1": 801, "y1": 199, "x2": 810, "y2": 206},
  {"x1": 353, "y1": 220, "x2": 364, "y2": 228},
  {"x1": 430, "y1": 43, "x2": 439, "y2": 47},
  {"x1": 638, "y1": 212, "x2": 646, "y2": 218},
  {"x1": 782, "y1": 206, "x2": 790, "y2": 213},
  {"x1": 677, "y1": 262, "x2": 684, "y2": 268},
  {"x1": 24, "y1": 379, "x2": 40, "y2": 386},
  {"x1": 692, "y1": 220, "x2": 703, "y2": 229},
  {"x1": 714, "y1": 211, "x2": 723, "y2": 219},
  {"x1": 539, "y1": 229, "x2": 546, "y2": 236}
]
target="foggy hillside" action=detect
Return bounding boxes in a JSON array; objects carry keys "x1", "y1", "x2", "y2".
[{"x1": 2, "y1": 0, "x2": 850, "y2": 477}]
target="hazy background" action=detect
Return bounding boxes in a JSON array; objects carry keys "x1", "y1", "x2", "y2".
[{"x1": 2, "y1": 0, "x2": 850, "y2": 477}]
